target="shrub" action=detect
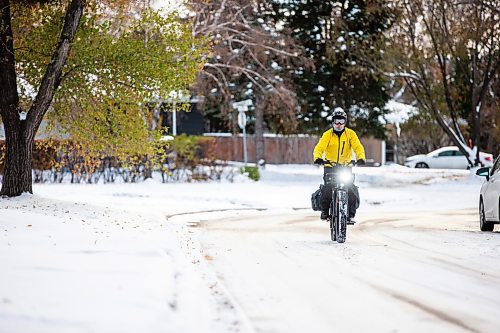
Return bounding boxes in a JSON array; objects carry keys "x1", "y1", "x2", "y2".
[
  {"x1": 0, "y1": 136, "x2": 231, "y2": 183},
  {"x1": 241, "y1": 165, "x2": 260, "y2": 181}
]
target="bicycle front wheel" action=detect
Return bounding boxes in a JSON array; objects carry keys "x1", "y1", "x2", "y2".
[{"x1": 336, "y1": 189, "x2": 348, "y2": 243}]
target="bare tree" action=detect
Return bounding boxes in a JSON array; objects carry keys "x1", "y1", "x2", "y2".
[
  {"x1": 188, "y1": 0, "x2": 310, "y2": 162},
  {"x1": 388, "y1": 0, "x2": 499, "y2": 166}
]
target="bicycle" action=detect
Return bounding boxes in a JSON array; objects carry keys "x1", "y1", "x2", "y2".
[{"x1": 318, "y1": 159, "x2": 357, "y2": 243}]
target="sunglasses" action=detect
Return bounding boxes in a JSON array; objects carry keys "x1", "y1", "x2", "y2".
[{"x1": 332, "y1": 118, "x2": 346, "y2": 125}]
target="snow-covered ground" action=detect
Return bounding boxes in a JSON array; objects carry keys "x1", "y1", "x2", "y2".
[{"x1": 0, "y1": 164, "x2": 495, "y2": 333}]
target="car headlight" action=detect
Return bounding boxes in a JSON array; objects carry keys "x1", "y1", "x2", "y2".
[{"x1": 337, "y1": 171, "x2": 353, "y2": 184}]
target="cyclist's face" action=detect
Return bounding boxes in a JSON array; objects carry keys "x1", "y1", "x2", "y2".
[{"x1": 332, "y1": 118, "x2": 346, "y2": 131}]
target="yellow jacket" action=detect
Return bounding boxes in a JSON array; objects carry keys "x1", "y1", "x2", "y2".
[{"x1": 313, "y1": 128, "x2": 366, "y2": 165}]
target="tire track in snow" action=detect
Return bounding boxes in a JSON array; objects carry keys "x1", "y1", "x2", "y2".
[{"x1": 362, "y1": 281, "x2": 480, "y2": 333}]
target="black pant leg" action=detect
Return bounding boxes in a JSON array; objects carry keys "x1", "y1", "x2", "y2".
[
  {"x1": 320, "y1": 184, "x2": 332, "y2": 212},
  {"x1": 320, "y1": 167, "x2": 333, "y2": 212}
]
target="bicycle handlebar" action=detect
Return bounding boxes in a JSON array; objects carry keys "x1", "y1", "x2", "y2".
[{"x1": 317, "y1": 159, "x2": 357, "y2": 167}]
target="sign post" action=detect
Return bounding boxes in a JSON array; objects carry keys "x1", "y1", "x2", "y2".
[
  {"x1": 172, "y1": 101, "x2": 177, "y2": 136},
  {"x1": 232, "y1": 99, "x2": 253, "y2": 165}
]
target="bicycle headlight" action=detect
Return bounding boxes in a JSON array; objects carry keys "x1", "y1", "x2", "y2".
[{"x1": 337, "y1": 170, "x2": 353, "y2": 184}]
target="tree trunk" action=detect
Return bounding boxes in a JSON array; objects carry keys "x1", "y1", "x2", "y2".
[
  {"x1": 0, "y1": 0, "x2": 28, "y2": 196},
  {"x1": 1, "y1": 117, "x2": 35, "y2": 196},
  {"x1": 471, "y1": 49, "x2": 480, "y2": 166},
  {"x1": 254, "y1": 105, "x2": 265, "y2": 163}
]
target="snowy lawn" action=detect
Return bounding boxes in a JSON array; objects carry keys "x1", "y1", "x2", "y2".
[{"x1": 0, "y1": 164, "x2": 488, "y2": 333}]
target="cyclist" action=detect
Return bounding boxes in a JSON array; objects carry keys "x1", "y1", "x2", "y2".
[{"x1": 313, "y1": 107, "x2": 366, "y2": 222}]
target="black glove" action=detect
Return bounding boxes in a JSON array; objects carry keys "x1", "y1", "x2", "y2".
[
  {"x1": 356, "y1": 159, "x2": 366, "y2": 166},
  {"x1": 314, "y1": 158, "x2": 324, "y2": 165}
]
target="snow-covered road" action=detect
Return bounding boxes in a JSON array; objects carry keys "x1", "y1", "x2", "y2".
[
  {"x1": 2, "y1": 164, "x2": 498, "y2": 333},
  {"x1": 193, "y1": 208, "x2": 500, "y2": 333}
]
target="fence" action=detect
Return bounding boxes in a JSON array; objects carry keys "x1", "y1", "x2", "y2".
[{"x1": 203, "y1": 134, "x2": 385, "y2": 165}]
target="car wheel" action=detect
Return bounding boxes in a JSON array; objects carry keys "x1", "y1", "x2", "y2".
[
  {"x1": 480, "y1": 199, "x2": 494, "y2": 232},
  {"x1": 415, "y1": 162, "x2": 429, "y2": 168}
]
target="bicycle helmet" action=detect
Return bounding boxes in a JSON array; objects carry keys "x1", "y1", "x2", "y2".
[
  {"x1": 331, "y1": 107, "x2": 347, "y2": 120},
  {"x1": 331, "y1": 107, "x2": 347, "y2": 131}
]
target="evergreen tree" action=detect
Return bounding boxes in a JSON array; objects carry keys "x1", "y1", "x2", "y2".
[{"x1": 266, "y1": 0, "x2": 397, "y2": 136}]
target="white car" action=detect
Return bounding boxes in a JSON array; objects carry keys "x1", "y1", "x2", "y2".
[
  {"x1": 404, "y1": 146, "x2": 493, "y2": 169},
  {"x1": 476, "y1": 155, "x2": 500, "y2": 231}
]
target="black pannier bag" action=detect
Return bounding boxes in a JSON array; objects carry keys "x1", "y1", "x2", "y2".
[{"x1": 311, "y1": 185, "x2": 323, "y2": 211}]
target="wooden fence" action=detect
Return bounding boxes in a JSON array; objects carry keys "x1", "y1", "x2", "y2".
[{"x1": 204, "y1": 134, "x2": 385, "y2": 165}]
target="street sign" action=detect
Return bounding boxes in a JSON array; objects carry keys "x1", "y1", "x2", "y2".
[
  {"x1": 237, "y1": 111, "x2": 247, "y2": 129},
  {"x1": 233, "y1": 99, "x2": 253, "y2": 110},
  {"x1": 232, "y1": 99, "x2": 253, "y2": 166}
]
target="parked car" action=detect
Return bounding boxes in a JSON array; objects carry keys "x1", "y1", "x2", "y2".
[
  {"x1": 476, "y1": 155, "x2": 500, "y2": 231},
  {"x1": 404, "y1": 146, "x2": 493, "y2": 169}
]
